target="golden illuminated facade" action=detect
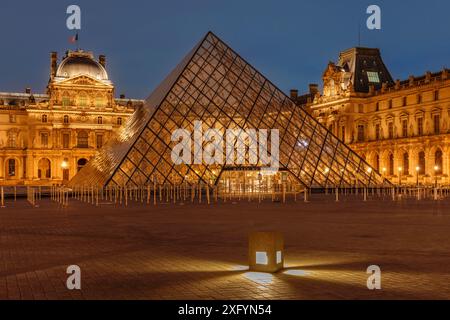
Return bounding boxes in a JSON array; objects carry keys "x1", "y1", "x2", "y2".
[
  {"x1": 0, "y1": 50, "x2": 143, "y2": 185},
  {"x1": 293, "y1": 47, "x2": 450, "y2": 186}
]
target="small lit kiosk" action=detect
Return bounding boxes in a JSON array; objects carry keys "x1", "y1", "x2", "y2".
[{"x1": 249, "y1": 231, "x2": 284, "y2": 272}]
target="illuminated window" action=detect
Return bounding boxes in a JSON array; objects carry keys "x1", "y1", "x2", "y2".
[
  {"x1": 435, "y1": 149, "x2": 443, "y2": 174},
  {"x1": 79, "y1": 95, "x2": 87, "y2": 107},
  {"x1": 96, "y1": 134, "x2": 103, "y2": 148},
  {"x1": 389, "y1": 154, "x2": 394, "y2": 175},
  {"x1": 8, "y1": 159, "x2": 16, "y2": 177},
  {"x1": 62, "y1": 96, "x2": 70, "y2": 107},
  {"x1": 63, "y1": 133, "x2": 70, "y2": 149},
  {"x1": 418, "y1": 151, "x2": 425, "y2": 175},
  {"x1": 403, "y1": 153, "x2": 409, "y2": 175},
  {"x1": 402, "y1": 120, "x2": 408, "y2": 137},
  {"x1": 357, "y1": 125, "x2": 365, "y2": 142},
  {"x1": 40, "y1": 132, "x2": 49, "y2": 148},
  {"x1": 8, "y1": 133, "x2": 16, "y2": 148},
  {"x1": 95, "y1": 96, "x2": 104, "y2": 108},
  {"x1": 417, "y1": 117, "x2": 424, "y2": 136},
  {"x1": 433, "y1": 114, "x2": 440, "y2": 134},
  {"x1": 367, "y1": 71, "x2": 380, "y2": 83},
  {"x1": 388, "y1": 122, "x2": 394, "y2": 139},
  {"x1": 77, "y1": 131, "x2": 89, "y2": 148}
]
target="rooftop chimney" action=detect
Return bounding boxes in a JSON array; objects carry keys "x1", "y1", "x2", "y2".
[
  {"x1": 290, "y1": 89, "x2": 298, "y2": 100},
  {"x1": 25, "y1": 87, "x2": 31, "y2": 94},
  {"x1": 50, "y1": 52, "x2": 57, "y2": 80},
  {"x1": 309, "y1": 84, "x2": 319, "y2": 96},
  {"x1": 99, "y1": 55, "x2": 106, "y2": 68}
]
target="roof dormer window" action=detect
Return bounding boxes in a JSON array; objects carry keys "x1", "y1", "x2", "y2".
[{"x1": 367, "y1": 71, "x2": 380, "y2": 83}]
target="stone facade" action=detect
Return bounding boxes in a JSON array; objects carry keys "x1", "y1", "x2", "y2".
[
  {"x1": 0, "y1": 50, "x2": 143, "y2": 185},
  {"x1": 293, "y1": 47, "x2": 450, "y2": 186}
]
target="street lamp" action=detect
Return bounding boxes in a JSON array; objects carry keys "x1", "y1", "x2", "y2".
[
  {"x1": 398, "y1": 166, "x2": 402, "y2": 185},
  {"x1": 61, "y1": 160, "x2": 68, "y2": 169},
  {"x1": 382, "y1": 167, "x2": 386, "y2": 177},
  {"x1": 434, "y1": 165, "x2": 439, "y2": 187},
  {"x1": 415, "y1": 166, "x2": 420, "y2": 187}
]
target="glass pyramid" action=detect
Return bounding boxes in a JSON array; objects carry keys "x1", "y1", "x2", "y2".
[{"x1": 69, "y1": 32, "x2": 388, "y2": 188}]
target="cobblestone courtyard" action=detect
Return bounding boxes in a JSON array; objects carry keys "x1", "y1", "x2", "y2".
[{"x1": 0, "y1": 194, "x2": 449, "y2": 300}]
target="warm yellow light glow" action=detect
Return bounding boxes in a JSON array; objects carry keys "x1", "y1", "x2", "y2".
[
  {"x1": 416, "y1": 166, "x2": 420, "y2": 172},
  {"x1": 367, "y1": 168, "x2": 372, "y2": 173},
  {"x1": 398, "y1": 166, "x2": 402, "y2": 172},
  {"x1": 61, "y1": 161, "x2": 68, "y2": 169},
  {"x1": 434, "y1": 165, "x2": 439, "y2": 171},
  {"x1": 382, "y1": 167, "x2": 386, "y2": 172},
  {"x1": 324, "y1": 168, "x2": 330, "y2": 173}
]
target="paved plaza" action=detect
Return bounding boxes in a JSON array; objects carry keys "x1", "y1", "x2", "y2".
[{"x1": 0, "y1": 193, "x2": 449, "y2": 300}]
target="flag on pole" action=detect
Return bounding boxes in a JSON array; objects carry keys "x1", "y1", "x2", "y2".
[{"x1": 69, "y1": 33, "x2": 78, "y2": 44}]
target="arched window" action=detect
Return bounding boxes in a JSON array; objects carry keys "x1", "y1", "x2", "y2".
[
  {"x1": 38, "y1": 158, "x2": 51, "y2": 179},
  {"x1": 403, "y1": 152, "x2": 409, "y2": 175},
  {"x1": 7, "y1": 159, "x2": 16, "y2": 177},
  {"x1": 77, "y1": 131, "x2": 89, "y2": 148},
  {"x1": 418, "y1": 151, "x2": 425, "y2": 175},
  {"x1": 97, "y1": 116, "x2": 103, "y2": 124},
  {"x1": 435, "y1": 149, "x2": 443, "y2": 174},
  {"x1": 63, "y1": 115, "x2": 69, "y2": 124},
  {"x1": 78, "y1": 94, "x2": 88, "y2": 107},
  {"x1": 62, "y1": 96, "x2": 70, "y2": 107},
  {"x1": 95, "y1": 96, "x2": 104, "y2": 108},
  {"x1": 77, "y1": 158, "x2": 88, "y2": 172},
  {"x1": 117, "y1": 117, "x2": 123, "y2": 125},
  {"x1": 389, "y1": 154, "x2": 394, "y2": 176},
  {"x1": 42, "y1": 114, "x2": 48, "y2": 123}
]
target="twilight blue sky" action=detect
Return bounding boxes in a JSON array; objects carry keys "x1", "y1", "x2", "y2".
[{"x1": 0, "y1": 0, "x2": 449, "y2": 99}]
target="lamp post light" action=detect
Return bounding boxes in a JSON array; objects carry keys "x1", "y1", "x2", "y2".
[
  {"x1": 434, "y1": 165, "x2": 439, "y2": 188},
  {"x1": 398, "y1": 166, "x2": 402, "y2": 186},
  {"x1": 415, "y1": 166, "x2": 420, "y2": 187},
  {"x1": 61, "y1": 161, "x2": 68, "y2": 169}
]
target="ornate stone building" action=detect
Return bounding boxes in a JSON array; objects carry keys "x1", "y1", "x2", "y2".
[
  {"x1": 0, "y1": 50, "x2": 143, "y2": 185},
  {"x1": 292, "y1": 47, "x2": 450, "y2": 186}
]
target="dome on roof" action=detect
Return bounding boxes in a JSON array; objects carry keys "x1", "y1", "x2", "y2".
[{"x1": 55, "y1": 51, "x2": 108, "y2": 81}]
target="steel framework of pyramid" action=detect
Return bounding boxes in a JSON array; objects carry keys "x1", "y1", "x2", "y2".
[{"x1": 69, "y1": 32, "x2": 388, "y2": 188}]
